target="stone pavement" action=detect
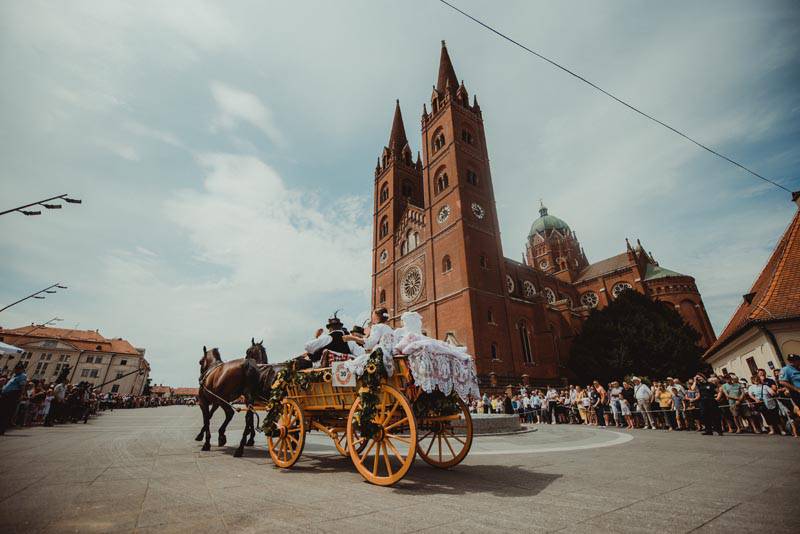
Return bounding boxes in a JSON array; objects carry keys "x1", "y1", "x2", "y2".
[{"x1": 0, "y1": 406, "x2": 797, "y2": 533}]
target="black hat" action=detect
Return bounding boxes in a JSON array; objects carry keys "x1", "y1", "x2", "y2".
[
  {"x1": 351, "y1": 325, "x2": 366, "y2": 336},
  {"x1": 326, "y1": 310, "x2": 343, "y2": 330},
  {"x1": 788, "y1": 353, "x2": 800, "y2": 362}
]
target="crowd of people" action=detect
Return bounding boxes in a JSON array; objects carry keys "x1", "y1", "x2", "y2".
[
  {"x1": 0, "y1": 362, "x2": 191, "y2": 435},
  {"x1": 470, "y1": 354, "x2": 800, "y2": 438}
]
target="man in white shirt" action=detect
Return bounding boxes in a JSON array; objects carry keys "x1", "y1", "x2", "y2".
[
  {"x1": 301, "y1": 313, "x2": 365, "y2": 369},
  {"x1": 632, "y1": 376, "x2": 655, "y2": 429}
]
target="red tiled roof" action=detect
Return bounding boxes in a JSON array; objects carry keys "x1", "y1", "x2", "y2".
[
  {"x1": 173, "y1": 387, "x2": 199, "y2": 396},
  {"x1": 0, "y1": 325, "x2": 141, "y2": 355},
  {"x1": 150, "y1": 386, "x2": 172, "y2": 394},
  {"x1": 705, "y1": 200, "x2": 800, "y2": 359},
  {"x1": 575, "y1": 252, "x2": 633, "y2": 283}
]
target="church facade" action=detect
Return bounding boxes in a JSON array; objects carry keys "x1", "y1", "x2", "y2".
[{"x1": 371, "y1": 42, "x2": 715, "y2": 387}]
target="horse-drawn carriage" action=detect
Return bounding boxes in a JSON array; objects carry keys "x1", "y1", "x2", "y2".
[{"x1": 254, "y1": 351, "x2": 475, "y2": 486}]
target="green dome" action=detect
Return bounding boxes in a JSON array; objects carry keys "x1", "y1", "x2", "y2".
[{"x1": 528, "y1": 204, "x2": 570, "y2": 237}]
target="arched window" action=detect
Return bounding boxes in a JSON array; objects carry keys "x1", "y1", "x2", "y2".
[
  {"x1": 466, "y1": 169, "x2": 478, "y2": 186},
  {"x1": 461, "y1": 129, "x2": 473, "y2": 144},
  {"x1": 490, "y1": 343, "x2": 498, "y2": 360},
  {"x1": 479, "y1": 254, "x2": 488, "y2": 269},
  {"x1": 518, "y1": 320, "x2": 533, "y2": 364},
  {"x1": 401, "y1": 179, "x2": 413, "y2": 198},
  {"x1": 442, "y1": 255, "x2": 452, "y2": 273},
  {"x1": 379, "y1": 289, "x2": 386, "y2": 303},
  {"x1": 487, "y1": 308, "x2": 494, "y2": 324},
  {"x1": 403, "y1": 229, "x2": 418, "y2": 255},
  {"x1": 379, "y1": 183, "x2": 389, "y2": 203},
  {"x1": 435, "y1": 170, "x2": 449, "y2": 194},
  {"x1": 432, "y1": 129, "x2": 445, "y2": 152},
  {"x1": 379, "y1": 216, "x2": 389, "y2": 239}
]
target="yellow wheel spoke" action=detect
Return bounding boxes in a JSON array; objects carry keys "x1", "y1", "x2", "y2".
[
  {"x1": 360, "y1": 440, "x2": 376, "y2": 461},
  {"x1": 442, "y1": 433, "x2": 457, "y2": 457},
  {"x1": 417, "y1": 430, "x2": 434, "y2": 442},
  {"x1": 425, "y1": 435, "x2": 436, "y2": 456},
  {"x1": 384, "y1": 417, "x2": 408, "y2": 432},
  {"x1": 288, "y1": 434, "x2": 300, "y2": 447},
  {"x1": 287, "y1": 428, "x2": 301, "y2": 434},
  {"x1": 382, "y1": 442, "x2": 393, "y2": 476},
  {"x1": 372, "y1": 446, "x2": 380, "y2": 476},
  {"x1": 383, "y1": 401, "x2": 400, "y2": 427},
  {"x1": 387, "y1": 433, "x2": 410, "y2": 443},
  {"x1": 445, "y1": 428, "x2": 467, "y2": 445},
  {"x1": 438, "y1": 434, "x2": 442, "y2": 462},
  {"x1": 385, "y1": 437, "x2": 404, "y2": 464}
]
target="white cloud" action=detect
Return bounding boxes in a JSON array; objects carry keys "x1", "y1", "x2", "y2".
[
  {"x1": 124, "y1": 121, "x2": 184, "y2": 149},
  {"x1": 210, "y1": 82, "x2": 285, "y2": 147},
  {"x1": 95, "y1": 139, "x2": 140, "y2": 161}
]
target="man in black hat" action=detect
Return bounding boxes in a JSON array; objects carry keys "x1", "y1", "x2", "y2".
[
  {"x1": 695, "y1": 373, "x2": 723, "y2": 436},
  {"x1": 0, "y1": 361, "x2": 27, "y2": 434},
  {"x1": 297, "y1": 312, "x2": 365, "y2": 369}
]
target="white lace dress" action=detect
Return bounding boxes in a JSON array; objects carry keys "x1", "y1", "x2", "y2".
[{"x1": 345, "y1": 322, "x2": 396, "y2": 377}]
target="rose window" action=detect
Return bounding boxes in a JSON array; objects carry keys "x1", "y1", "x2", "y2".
[
  {"x1": 580, "y1": 291, "x2": 599, "y2": 308},
  {"x1": 544, "y1": 287, "x2": 556, "y2": 304},
  {"x1": 401, "y1": 266, "x2": 423, "y2": 302},
  {"x1": 506, "y1": 275, "x2": 515, "y2": 294},
  {"x1": 523, "y1": 280, "x2": 536, "y2": 298},
  {"x1": 539, "y1": 259, "x2": 549, "y2": 270},
  {"x1": 611, "y1": 282, "x2": 633, "y2": 298}
]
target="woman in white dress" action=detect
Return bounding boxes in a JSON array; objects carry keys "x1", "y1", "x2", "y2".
[{"x1": 345, "y1": 307, "x2": 396, "y2": 376}]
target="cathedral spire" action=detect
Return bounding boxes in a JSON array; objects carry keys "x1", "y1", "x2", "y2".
[
  {"x1": 388, "y1": 99, "x2": 408, "y2": 153},
  {"x1": 436, "y1": 40, "x2": 459, "y2": 95}
]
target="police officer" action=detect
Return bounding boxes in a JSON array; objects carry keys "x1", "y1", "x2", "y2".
[{"x1": 695, "y1": 373, "x2": 723, "y2": 436}]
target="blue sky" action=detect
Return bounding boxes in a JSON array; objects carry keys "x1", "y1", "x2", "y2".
[{"x1": 1, "y1": 1, "x2": 798, "y2": 386}]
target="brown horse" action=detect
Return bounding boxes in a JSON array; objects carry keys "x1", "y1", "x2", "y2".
[{"x1": 196, "y1": 339, "x2": 271, "y2": 456}]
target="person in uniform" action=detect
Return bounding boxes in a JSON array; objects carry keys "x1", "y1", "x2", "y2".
[
  {"x1": 695, "y1": 373, "x2": 723, "y2": 435},
  {"x1": 298, "y1": 312, "x2": 365, "y2": 369}
]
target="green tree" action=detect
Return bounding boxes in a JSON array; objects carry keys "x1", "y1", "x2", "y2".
[{"x1": 569, "y1": 290, "x2": 704, "y2": 383}]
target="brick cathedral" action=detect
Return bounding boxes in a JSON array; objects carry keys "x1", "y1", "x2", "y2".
[{"x1": 371, "y1": 42, "x2": 716, "y2": 386}]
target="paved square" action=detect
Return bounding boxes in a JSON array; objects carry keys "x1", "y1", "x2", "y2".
[{"x1": 0, "y1": 406, "x2": 797, "y2": 533}]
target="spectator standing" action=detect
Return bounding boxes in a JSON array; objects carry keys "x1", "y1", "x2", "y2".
[
  {"x1": 722, "y1": 374, "x2": 752, "y2": 433},
  {"x1": 684, "y1": 379, "x2": 701, "y2": 431},
  {"x1": 482, "y1": 392, "x2": 490, "y2": 414},
  {"x1": 696, "y1": 373, "x2": 723, "y2": 436},
  {"x1": 530, "y1": 390, "x2": 542, "y2": 423},
  {"x1": 608, "y1": 381, "x2": 623, "y2": 427},
  {"x1": 778, "y1": 354, "x2": 800, "y2": 407},
  {"x1": 632, "y1": 377, "x2": 655, "y2": 429},
  {"x1": 591, "y1": 382, "x2": 606, "y2": 427},
  {"x1": 656, "y1": 384, "x2": 675, "y2": 430},
  {"x1": 748, "y1": 374, "x2": 782, "y2": 435},
  {"x1": 545, "y1": 387, "x2": 558, "y2": 424},
  {"x1": 0, "y1": 362, "x2": 28, "y2": 434}
]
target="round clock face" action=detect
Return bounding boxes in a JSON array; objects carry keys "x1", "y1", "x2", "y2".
[
  {"x1": 506, "y1": 275, "x2": 515, "y2": 294},
  {"x1": 539, "y1": 259, "x2": 549, "y2": 270},
  {"x1": 437, "y1": 205, "x2": 451, "y2": 224},
  {"x1": 523, "y1": 280, "x2": 536, "y2": 298},
  {"x1": 379, "y1": 250, "x2": 388, "y2": 264},
  {"x1": 471, "y1": 202, "x2": 485, "y2": 219},
  {"x1": 401, "y1": 266, "x2": 423, "y2": 303}
]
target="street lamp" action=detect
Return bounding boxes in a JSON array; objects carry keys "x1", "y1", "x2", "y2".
[
  {"x1": 0, "y1": 194, "x2": 82, "y2": 218},
  {"x1": 0, "y1": 283, "x2": 69, "y2": 313}
]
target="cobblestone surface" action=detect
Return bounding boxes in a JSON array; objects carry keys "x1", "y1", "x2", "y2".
[{"x1": 0, "y1": 406, "x2": 798, "y2": 533}]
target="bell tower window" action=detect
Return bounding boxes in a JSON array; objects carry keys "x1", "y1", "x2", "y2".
[
  {"x1": 461, "y1": 129, "x2": 473, "y2": 144},
  {"x1": 442, "y1": 255, "x2": 452, "y2": 273},
  {"x1": 379, "y1": 183, "x2": 389, "y2": 203},
  {"x1": 466, "y1": 170, "x2": 478, "y2": 186},
  {"x1": 432, "y1": 129, "x2": 445, "y2": 152},
  {"x1": 435, "y1": 170, "x2": 449, "y2": 194},
  {"x1": 518, "y1": 320, "x2": 533, "y2": 364},
  {"x1": 379, "y1": 216, "x2": 389, "y2": 239},
  {"x1": 401, "y1": 179, "x2": 413, "y2": 198},
  {"x1": 379, "y1": 289, "x2": 386, "y2": 303}
]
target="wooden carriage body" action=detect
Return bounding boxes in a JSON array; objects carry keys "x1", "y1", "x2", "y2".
[{"x1": 257, "y1": 355, "x2": 473, "y2": 486}]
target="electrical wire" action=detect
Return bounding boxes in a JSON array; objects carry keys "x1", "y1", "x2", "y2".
[{"x1": 437, "y1": 0, "x2": 792, "y2": 193}]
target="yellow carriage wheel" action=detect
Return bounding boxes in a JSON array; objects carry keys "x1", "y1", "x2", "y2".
[
  {"x1": 267, "y1": 399, "x2": 305, "y2": 469},
  {"x1": 333, "y1": 429, "x2": 367, "y2": 457},
  {"x1": 346, "y1": 385, "x2": 417, "y2": 486},
  {"x1": 416, "y1": 397, "x2": 473, "y2": 469}
]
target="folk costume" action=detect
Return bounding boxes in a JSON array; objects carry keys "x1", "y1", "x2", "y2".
[
  {"x1": 301, "y1": 313, "x2": 364, "y2": 369},
  {"x1": 361, "y1": 310, "x2": 396, "y2": 376}
]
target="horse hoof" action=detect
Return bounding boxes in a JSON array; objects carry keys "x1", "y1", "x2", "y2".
[
  {"x1": 201, "y1": 443, "x2": 211, "y2": 451},
  {"x1": 246, "y1": 439, "x2": 255, "y2": 447},
  {"x1": 195, "y1": 434, "x2": 204, "y2": 442},
  {"x1": 218, "y1": 437, "x2": 227, "y2": 447},
  {"x1": 234, "y1": 448, "x2": 243, "y2": 458}
]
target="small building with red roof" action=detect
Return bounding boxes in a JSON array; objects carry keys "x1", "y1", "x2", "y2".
[{"x1": 704, "y1": 192, "x2": 800, "y2": 377}]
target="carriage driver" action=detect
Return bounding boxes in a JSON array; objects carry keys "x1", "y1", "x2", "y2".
[{"x1": 298, "y1": 311, "x2": 365, "y2": 369}]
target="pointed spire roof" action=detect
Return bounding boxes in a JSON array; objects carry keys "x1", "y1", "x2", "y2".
[
  {"x1": 436, "y1": 40, "x2": 459, "y2": 94},
  {"x1": 388, "y1": 99, "x2": 408, "y2": 152}
]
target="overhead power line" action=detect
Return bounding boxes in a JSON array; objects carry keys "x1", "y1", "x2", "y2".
[{"x1": 437, "y1": 0, "x2": 791, "y2": 194}]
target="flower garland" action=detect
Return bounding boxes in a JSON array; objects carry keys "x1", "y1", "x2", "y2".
[
  {"x1": 353, "y1": 349, "x2": 388, "y2": 440},
  {"x1": 260, "y1": 360, "x2": 327, "y2": 435},
  {"x1": 412, "y1": 389, "x2": 461, "y2": 420}
]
